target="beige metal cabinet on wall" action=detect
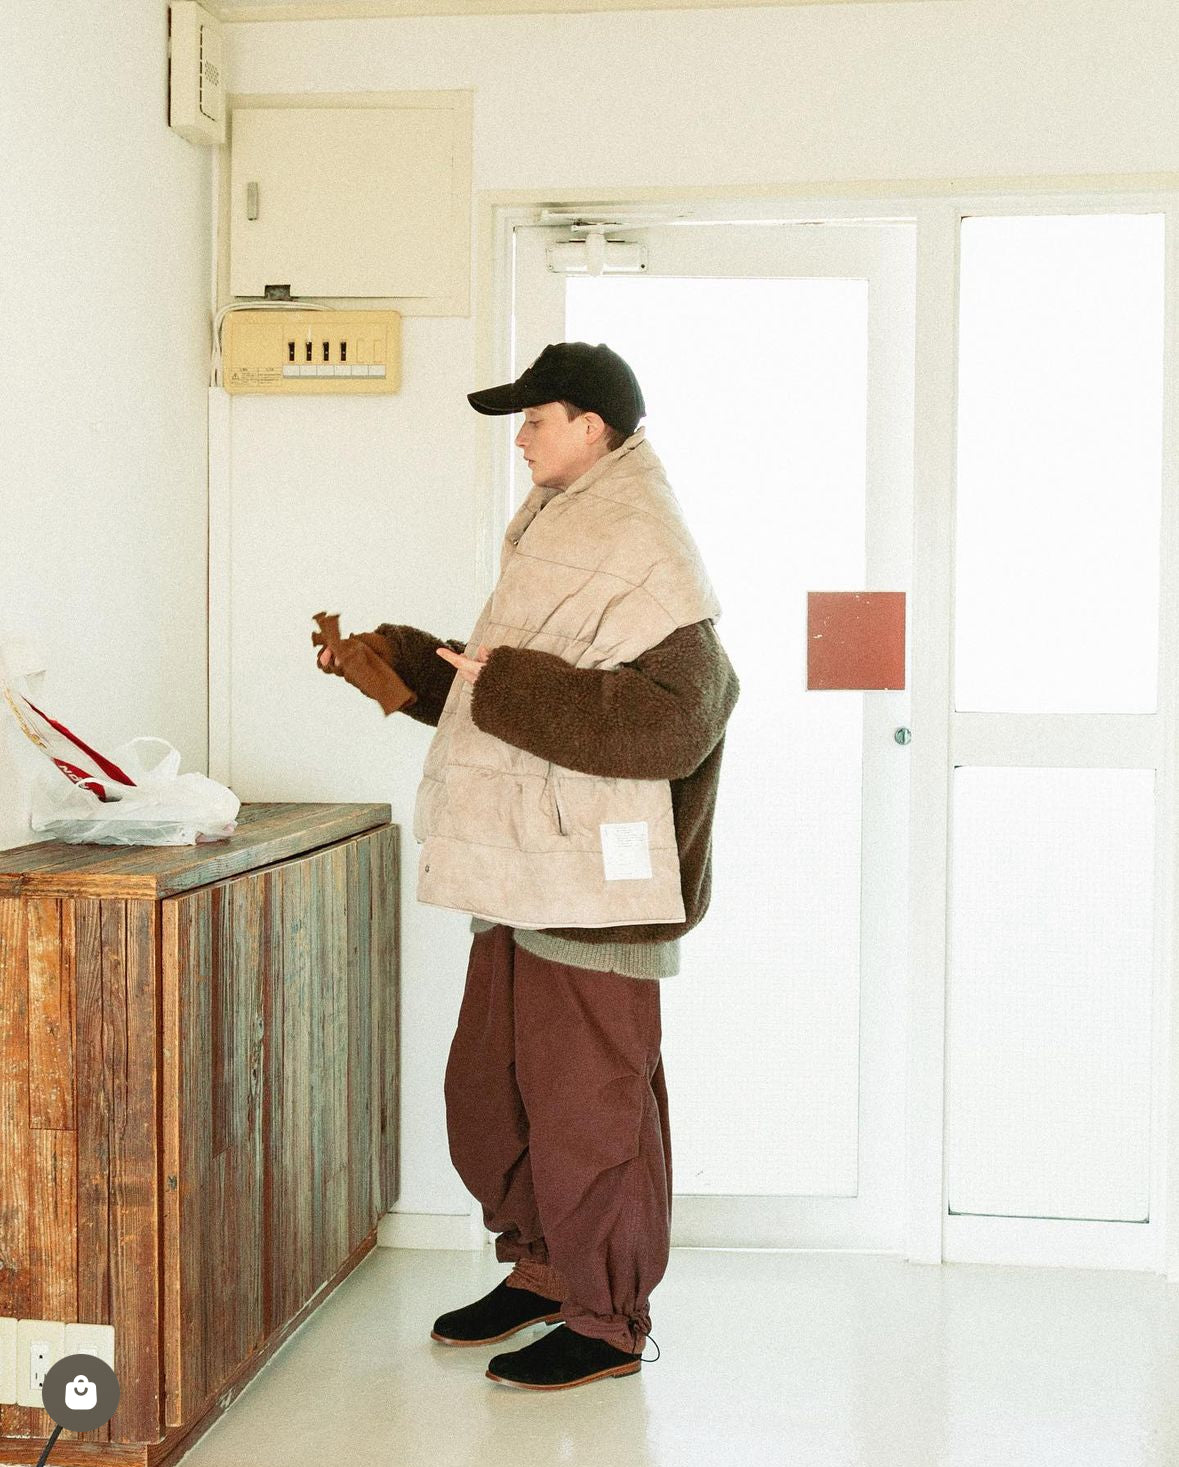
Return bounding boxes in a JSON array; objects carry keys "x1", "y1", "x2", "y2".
[{"x1": 228, "y1": 92, "x2": 472, "y2": 314}]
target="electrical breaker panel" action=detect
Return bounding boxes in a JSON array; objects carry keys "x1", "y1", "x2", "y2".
[{"x1": 220, "y1": 310, "x2": 403, "y2": 395}]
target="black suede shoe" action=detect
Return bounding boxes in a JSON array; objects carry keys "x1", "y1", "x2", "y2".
[
  {"x1": 431, "y1": 1279, "x2": 564, "y2": 1346},
  {"x1": 486, "y1": 1324, "x2": 642, "y2": 1389}
]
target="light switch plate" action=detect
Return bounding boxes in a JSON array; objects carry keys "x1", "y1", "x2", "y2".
[
  {"x1": 64, "y1": 1323, "x2": 115, "y2": 1373},
  {"x1": 15, "y1": 1320, "x2": 65, "y2": 1407},
  {"x1": 0, "y1": 1318, "x2": 16, "y2": 1405}
]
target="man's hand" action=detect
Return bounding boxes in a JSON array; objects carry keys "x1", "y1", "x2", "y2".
[{"x1": 436, "y1": 644, "x2": 491, "y2": 685}]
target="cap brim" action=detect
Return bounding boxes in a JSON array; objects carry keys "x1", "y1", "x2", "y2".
[
  {"x1": 467, "y1": 378, "x2": 555, "y2": 415},
  {"x1": 467, "y1": 384, "x2": 519, "y2": 415}
]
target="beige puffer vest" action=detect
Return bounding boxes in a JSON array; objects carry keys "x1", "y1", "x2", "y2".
[{"x1": 413, "y1": 427, "x2": 721, "y2": 929}]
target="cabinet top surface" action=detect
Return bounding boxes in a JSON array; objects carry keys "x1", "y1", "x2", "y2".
[{"x1": 0, "y1": 802, "x2": 393, "y2": 900}]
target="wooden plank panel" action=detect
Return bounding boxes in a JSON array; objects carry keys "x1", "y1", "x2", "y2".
[
  {"x1": 163, "y1": 887, "x2": 212, "y2": 1425},
  {"x1": 107, "y1": 899, "x2": 160, "y2": 1443},
  {"x1": 261, "y1": 866, "x2": 284, "y2": 1341},
  {"x1": 73, "y1": 897, "x2": 109, "y2": 1443},
  {"x1": 57, "y1": 897, "x2": 106, "y2": 1450},
  {"x1": 97, "y1": 900, "x2": 127, "y2": 1443},
  {"x1": 28, "y1": 1128, "x2": 77, "y2": 1315},
  {"x1": 161, "y1": 898, "x2": 184, "y2": 1429},
  {"x1": 367, "y1": 836, "x2": 384, "y2": 1219},
  {"x1": 28, "y1": 1127, "x2": 78, "y2": 1441},
  {"x1": 27, "y1": 898, "x2": 74, "y2": 1130},
  {"x1": 387, "y1": 829, "x2": 400, "y2": 1209},
  {"x1": 210, "y1": 886, "x2": 228, "y2": 1160},
  {"x1": 208, "y1": 1147, "x2": 227, "y2": 1394},
  {"x1": 233, "y1": 875, "x2": 265, "y2": 1366},
  {"x1": 307, "y1": 855, "x2": 325, "y2": 1294},
  {"x1": 21, "y1": 898, "x2": 80, "y2": 1445},
  {"x1": 327, "y1": 844, "x2": 350, "y2": 1276},
  {"x1": 0, "y1": 896, "x2": 33, "y2": 1439},
  {"x1": 347, "y1": 836, "x2": 374, "y2": 1246},
  {"x1": 373, "y1": 827, "x2": 399, "y2": 1211},
  {"x1": 205, "y1": 875, "x2": 264, "y2": 1395},
  {"x1": 188, "y1": 891, "x2": 212, "y2": 1421},
  {"x1": 320, "y1": 849, "x2": 337, "y2": 1278},
  {"x1": 280, "y1": 858, "x2": 313, "y2": 1321},
  {"x1": 313, "y1": 848, "x2": 330, "y2": 1277},
  {"x1": 371, "y1": 835, "x2": 384, "y2": 1218}
]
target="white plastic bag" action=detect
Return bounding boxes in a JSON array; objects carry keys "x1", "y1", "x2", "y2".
[
  {"x1": 4, "y1": 681, "x2": 240, "y2": 846},
  {"x1": 29, "y1": 736, "x2": 240, "y2": 846}
]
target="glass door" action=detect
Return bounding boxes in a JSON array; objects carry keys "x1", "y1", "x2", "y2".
[{"x1": 510, "y1": 221, "x2": 916, "y2": 1249}]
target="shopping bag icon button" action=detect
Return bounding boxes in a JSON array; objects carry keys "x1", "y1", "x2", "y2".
[{"x1": 64, "y1": 1375, "x2": 98, "y2": 1410}]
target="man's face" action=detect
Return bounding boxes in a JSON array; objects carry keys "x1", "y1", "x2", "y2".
[{"x1": 514, "y1": 401, "x2": 610, "y2": 490}]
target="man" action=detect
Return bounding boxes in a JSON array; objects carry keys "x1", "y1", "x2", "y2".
[{"x1": 316, "y1": 341, "x2": 739, "y2": 1390}]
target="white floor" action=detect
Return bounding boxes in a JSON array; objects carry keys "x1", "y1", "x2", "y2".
[{"x1": 177, "y1": 1245, "x2": 1179, "y2": 1467}]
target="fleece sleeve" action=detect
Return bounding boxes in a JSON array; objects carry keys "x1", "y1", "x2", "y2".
[
  {"x1": 468, "y1": 619, "x2": 740, "y2": 781},
  {"x1": 372, "y1": 623, "x2": 467, "y2": 728}
]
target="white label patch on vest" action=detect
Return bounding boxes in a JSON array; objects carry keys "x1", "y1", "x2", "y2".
[{"x1": 600, "y1": 821, "x2": 652, "y2": 881}]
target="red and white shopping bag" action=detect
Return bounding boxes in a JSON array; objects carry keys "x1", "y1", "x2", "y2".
[{"x1": 2, "y1": 684, "x2": 239, "y2": 846}]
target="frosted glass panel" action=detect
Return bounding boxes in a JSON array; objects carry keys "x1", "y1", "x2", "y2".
[
  {"x1": 955, "y1": 214, "x2": 1164, "y2": 713},
  {"x1": 567, "y1": 277, "x2": 867, "y2": 1195},
  {"x1": 946, "y1": 767, "x2": 1154, "y2": 1220}
]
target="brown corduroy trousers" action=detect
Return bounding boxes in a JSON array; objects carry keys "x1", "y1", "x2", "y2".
[{"x1": 443, "y1": 923, "x2": 672, "y2": 1354}]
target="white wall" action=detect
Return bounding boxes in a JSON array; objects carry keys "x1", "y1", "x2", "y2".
[
  {"x1": 222, "y1": 0, "x2": 1179, "y2": 1224},
  {"x1": 0, "y1": 2, "x2": 213, "y2": 845}
]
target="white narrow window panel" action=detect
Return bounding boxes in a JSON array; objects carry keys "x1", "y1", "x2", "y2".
[
  {"x1": 946, "y1": 766, "x2": 1154, "y2": 1222},
  {"x1": 954, "y1": 213, "x2": 1165, "y2": 715},
  {"x1": 230, "y1": 106, "x2": 460, "y2": 298}
]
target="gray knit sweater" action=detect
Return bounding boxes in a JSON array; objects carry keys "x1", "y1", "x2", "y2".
[{"x1": 468, "y1": 915, "x2": 680, "y2": 979}]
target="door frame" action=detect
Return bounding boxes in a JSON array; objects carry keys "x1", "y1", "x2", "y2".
[{"x1": 471, "y1": 184, "x2": 1179, "y2": 1279}]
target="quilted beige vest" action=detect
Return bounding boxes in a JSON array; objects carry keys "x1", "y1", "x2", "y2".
[{"x1": 413, "y1": 427, "x2": 721, "y2": 928}]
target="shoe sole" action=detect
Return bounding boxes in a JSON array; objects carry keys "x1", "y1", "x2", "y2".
[
  {"x1": 430, "y1": 1311, "x2": 564, "y2": 1347},
  {"x1": 485, "y1": 1361, "x2": 641, "y2": 1390}
]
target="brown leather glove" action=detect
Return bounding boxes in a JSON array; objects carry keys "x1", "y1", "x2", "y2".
[
  {"x1": 311, "y1": 611, "x2": 418, "y2": 716},
  {"x1": 315, "y1": 630, "x2": 393, "y2": 675}
]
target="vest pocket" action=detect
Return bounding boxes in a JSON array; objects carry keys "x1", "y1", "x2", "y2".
[{"x1": 544, "y1": 763, "x2": 568, "y2": 836}]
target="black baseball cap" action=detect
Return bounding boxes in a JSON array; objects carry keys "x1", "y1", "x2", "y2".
[{"x1": 467, "y1": 342, "x2": 646, "y2": 437}]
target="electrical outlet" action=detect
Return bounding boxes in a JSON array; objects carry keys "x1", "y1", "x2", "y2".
[
  {"x1": 15, "y1": 1320, "x2": 65, "y2": 1407},
  {"x1": 0, "y1": 1318, "x2": 16, "y2": 1405},
  {"x1": 64, "y1": 1324, "x2": 115, "y2": 1372}
]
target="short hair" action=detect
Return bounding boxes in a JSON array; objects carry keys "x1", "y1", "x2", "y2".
[{"x1": 558, "y1": 400, "x2": 627, "y2": 452}]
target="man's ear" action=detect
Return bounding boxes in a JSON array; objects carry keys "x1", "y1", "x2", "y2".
[{"x1": 581, "y1": 411, "x2": 608, "y2": 445}]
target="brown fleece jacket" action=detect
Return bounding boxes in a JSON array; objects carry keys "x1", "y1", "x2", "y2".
[{"x1": 371, "y1": 618, "x2": 740, "y2": 945}]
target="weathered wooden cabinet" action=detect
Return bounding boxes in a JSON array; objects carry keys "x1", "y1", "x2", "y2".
[{"x1": 0, "y1": 803, "x2": 399, "y2": 1465}]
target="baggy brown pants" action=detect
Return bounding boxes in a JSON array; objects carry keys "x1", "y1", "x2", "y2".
[{"x1": 443, "y1": 923, "x2": 672, "y2": 1354}]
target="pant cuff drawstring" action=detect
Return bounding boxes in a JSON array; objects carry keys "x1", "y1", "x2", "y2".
[{"x1": 627, "y1": 1321, "x2": 660, "y2": 1363}]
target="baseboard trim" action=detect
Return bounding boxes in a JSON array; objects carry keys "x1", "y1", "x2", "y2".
[{"x1": 377, "y1": 1210, "x2": 489, "y2": 1250}]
